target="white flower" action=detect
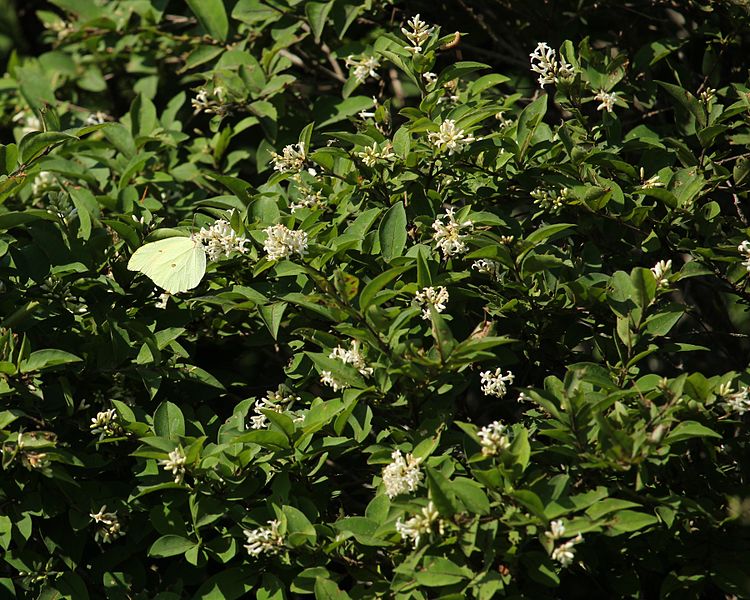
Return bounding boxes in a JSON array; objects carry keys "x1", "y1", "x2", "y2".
[
  {"x1": 356, "y1": 142, "x2": 395, "y2": 167},
  {"x1": 31, "y1": 171, "x2": 56, "y2": 196},
  {"x1": 250, "y1": 388, "x2": 301, "y2": 429},
  {"x1": 320, "y1": 370, "x2": 348, "y2": 392},
  {"x1": 263, "y1": 224, "x2": 309, "y2": 261},
  {"x1": 401, "y1": 14, "x2": 434, "y2": 54},
  {"x1": 243, "y1": 519, "x2": 283, "y2": 557},
  {"x1": 155, "y1": 292, "x2": 170, "y2": 309},
  {"x1": 345, "y1": 55, "x2": 381, "y2": 84},
  {"x1": 723, "y1": 386, "x2": 750, "y2": 416},
  {"x1": 90, "y1": 506, "x2": 124, "y2": 543},
  {"x1": 594, "y1": 90, "x2": 618, "y2": 113},
  {"x1": 191, "y1": 88, "x2": 211, "y2": 112},
  {"x1": 472, "y1": 259, "x2": 503, "y2": 282},
  {"x1": 158, "y1": 448, "x2": 187, "y2": 484},
  {"x1": 478, "y1": 420, "x2": 510, "y2": 456},
  {"x1": 270, "y1": 143, "x2": 306, "y2": 173},
  {"x1": 531, "y1": 187, "x2": 571, "y2": 213},
  {"x1": 12, "y1": 110, "x2": 41, "y2": 136},
  {"x1": 290, "y1": 189, "x2": 325, "y2": 213},
  {"x1": 423, "y1": 72, "x2": 438, "y2": 84},
  {"x1": 480, "y1": 368, "x2": 515, "y2": 398},
  {"x1": 650, "y1": 259, "x2": 672, "y2": 288},
  {"x1": 545, "y1": 519, "x2": 566, "y2": 541},
  {"x1": 551, "y1": 533, "x2": 583, "y2": 567},
  {"x1": 432, "y1": 207, "x2": 473, "y2": 259},
  {"x1": 382, "y1": 450, "x2": 423, "y2": 498},
  {"x1": 191, "y1": 218, "x2": 248, "y2": 261},
  {"x1": 329, "y1": 340, "x2": 373, "y2": 377},
  {"x1": 529, "y1": 42, "x2": 575, "y2": 87},
  {"x1": 90, "y1": 409, "x2": 120, "y2": 439},
  {"x1": 414, "y1": 286, "x2": 449, "y2": 320},
  {"x1": 427, "y1": 120, "x2": 475, "y2": 155},
  {"x1": 395, "y1": 501, "x2": 444, "y2": 548},
  {"x1": 739, "y1": 240, "x2": 750, "y2": 272}
]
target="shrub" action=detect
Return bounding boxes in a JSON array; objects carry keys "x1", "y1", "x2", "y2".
[{"x1": 1, "y1": 1, "x2": 750, "y2": 598}]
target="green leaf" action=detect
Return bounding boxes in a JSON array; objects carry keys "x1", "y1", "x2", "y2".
[
  {"x1": 191, "y1": 568, "x2": 256, "y2": 600},
  {"x1": 359, "y1": 265, "x2": 412, "y2": 310},
  {"x1": 306, "y1": 1, "x2": 334, "y2": 43},
  {"x1": 19, "y1": 131, "x2": 76, "y2": 164},
  {"x1": 452, "y1": 478, "x2": 490, "y2": 515},
  {"x1": 515, "y1": 94, "x2": 547, "y2": 161},
  {"x1": 414, "y1": 557, "x2": 468, "y2": 587},
  {"x1": 426, "y1": 468, "x2": 459, "y2": 516},
  {"x1": 656, "y1": 81, "x2": 707, "y2": 128},
  {"x1": 608, "y1": 510, "x2": 658, "y2": 534},
  {"x1": 20, "y1": 350, "x2": 82, "y2": 373},
  {"x1": 153, "y1": 401, "x2": 185, "y2": 439},
  {"x1": 149, "y1": 535, "x2": 197, "y2": 558},
  {"x1": 378, "y1": 201, "x2": 407, "y2": 263},
  {"x1": 665, "y1": 421, "x2": 722, "y2": 444},
  {"x1": 314, "y1": 578, "x2": 351, "y2": 600},
  {"x1": 186, "y1": 0, "x2": 229, "y2": 42}
]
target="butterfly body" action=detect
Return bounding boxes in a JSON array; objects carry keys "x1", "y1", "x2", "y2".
[{"x1": 128, "y1": 236, "x2": 207, "y2": 294}]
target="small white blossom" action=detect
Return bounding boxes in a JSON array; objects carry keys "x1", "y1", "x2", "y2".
[
  {"x1": 270, "y1": 143, "x2": 306, "y2": 173},
  {"x1": 414, "y1": 286, "x2": 449, "y2": 320},
  {"x1": 427, "y1": 119, "x2": 475, "y2": 155},
  {"x1": 20, "y1": 452, "x2": 49, "y2": 470},
  {"x1": 90, "y1": 506, "x2": 124, "y2": 543},
  {"x1": 640, "y1": 168, "x2": 664, "y2": 189},
  {"x1": 395, "y1": 501, "x2": 444, "y2": 548},
  {"x1": 32, "y1": 171, "x2": 56, "y2": 196},
  {"x1": 594, "y1": 90, "x2": 618, "y2": 113},
  {"x1": 243, "y1": 519, "x2": 283, "y2": 557},
  {"x1": 263, "y1": 224, "x2": 308, "y2": 261},
  {"x1": 401, "y1": 14, "x2": 434, "y2": 54},
  {"x1": 155, "y1": 292, "x2": 170, "y2": 309},
  {"x1": 529, "y1": 42, "x2": 575, "y2": 87},
  {"x1": 290, "y1": 189, "x2": 325, "y2": 213},
  {"x1": 191, "y1": 219, "x2": 248, "y2": 261},
  {"x1": 472, "y1": 259, "x2": 503, "y2": 282},
  {"x1": 700, "y1": 87, "x2": 716, "y2": 104},
  {"x1": 531, "y1": 187, "x2": 571, "y2": 214},
  {"x1": 191, "y1": 88, "x2": 211, "y2": 112},
  {"x1": 85, "y1": 111, "x2": 109, "y2": 125},
  {"x1": 382, "y1": 450, "x2": 423, "y2": 498},
  {"x1": 12, "y1": 110, "x2": 41, "y2": 136},
  {"x1": 321, "y1": 370, "x2": 348, "y2": 392},
  {"x1": 329, "y1": 340, "x2": 373, "y2": 377},
  {"x1": 551, "y1": 533, "x2": 583, "y2": 567},
  {"x1": 356, "y1": 142, "x2": 396, "y2": 167},
  {"x1": 739, "y1": 240, "x2": 750, "y2": 272},
  {"x1": 650, "y1": 259, "x2": 672, "y2": 288},
  {"x1": 423, "y1": 72, "x2": 438, "y2": 84},
  {"x1": 191, "y1": 87, "x2": 229, "y2": 115},
  {"x1": 480, "y1": 368, "x2": 515, "y2": 398},
  {"x1": 90, "y1": 409, "x2": 121, "y2": 440},
  {"x1": 432, "y1": 207, "x2": 473, "y2": 259},
  {"x1": 478, "y1": 420, "x2": 511, "y2": 456},
  {"x1": 158, "y1": 448, "x2": 187, "y2": 484},
  {"x1": 250, "y1": 388, "x2": 301, "y2": 429},
  {"x1": 723, "y1": 386, "x2": 750, "y2": 416},
  {"x1": 345, "y1": 55, "x2": 381, "y2": 84},
  {"x1": 545, "y1": 519, "x2": 566, "y2": 541}
]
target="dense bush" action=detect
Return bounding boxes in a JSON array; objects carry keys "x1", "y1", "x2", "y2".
[{"x1": 2, "y1": 0, "x2": 750, "y2": 598}]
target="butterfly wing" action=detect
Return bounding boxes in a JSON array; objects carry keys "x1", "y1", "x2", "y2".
[{"x1": 127, "y1": 237, "x2": 207, "y2": 294}]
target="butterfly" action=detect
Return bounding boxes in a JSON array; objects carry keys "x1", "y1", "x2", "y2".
[{"x1": 127, "y1": 236, "x2": 206, "y2": 294}]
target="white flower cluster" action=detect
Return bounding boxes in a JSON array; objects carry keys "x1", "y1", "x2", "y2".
[
  {"x1": 551, "y1": 533, "x2": 583, "y2": 567},
  {"x1": 90, "y1": 408, "x2": 121, "y2": 440},
  {"x1": 32, "y1": 171, "x2": 56, "y2": 196},
  {"x1": 545, "y1": 519, "x2": 566, "y2": 541},
  {"x1": 401, "y1": 14, "x2": 434, "y2": 54},
  {"x1": 382, "y1": 450, "x2": 423, "y2": 498},
  {"x1": 329, "y1": 340, "x2": 373, "y2": 377},
  {"x1": 594, "y1": 90, "x2": 618, "y2": 113},
  {"x1": 356, "y1": 142, "x2": 395, "y2": 167},
  {"x1": 432, "y1": 207, "x2": 473, "y2": 259},
  {"x1": 427, "y1": 120, "x2": 475, "y2": 155},
  {"x1": 243, "y1": 519, "x2": 284, "y2": 557},
  {"x1": 192, "y1": 219, "x2": 249, "y2": 261},
  {"x1": 263, "y1": 224, "x2": 308, "y2": 261},
  {"x1": 650, "y1": 259, "x2": 672, "y2": 288},
  {"x1": 531, "y1": 187, "x2": 571, "y2": 213},
  {"x1": 739, "y1": 240, "x2": 750, "y2": 271},
  {"x1": 529, "y1": 42, "x2": 575, "y2": 87},
  {"x1": 191, "y1": 87, "x2": 229, "y2": 115},
  {"x1": 640, "y1": 167, "x2": 664, "y2": 189},
  {"x1": 158, "y1": 448, "x2": 187, "y2": 484},
  {"x1": 414, "y1": 286, "x2": 449, "y2": 320},
  {"x1": 480, "y1": 368, "x2": 515, "y2": 398},
  {"x1": 320, "y1": 370, "x2": 348, "y2": 392},
  {"x1": 720, "y1": 385, "x2": 750, "y2": 416},
  {"x1": 345, "y1": 55, "x2": 381, "y2": 84},
  {"x1": 85, "y1": 111, "x2": 109, "y2": 125},
  {"x1": 90, "y1": 506, "x2": 123, "y2": 543},
  {"x1": 396, "y1": 501, "x2": 444, "y2": 548},
  {"x1": 270, "y1": 143, "x2": 306, "y2": 173},
  {"x1": 478, "y1": 420, "x2": 511, "y2": 456},
  {"x1": 472, "y1": 259, "x2": 503, "y2": 282},
  {"x1": 12, "y1": 110, "x2": 41, "y2": 136},
  {"x1": 290, "y1": 189, "x2": 325, "y2": 213},
  {"x1": 250, "y1": 388, "x2": 301, "y2": 429}
]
